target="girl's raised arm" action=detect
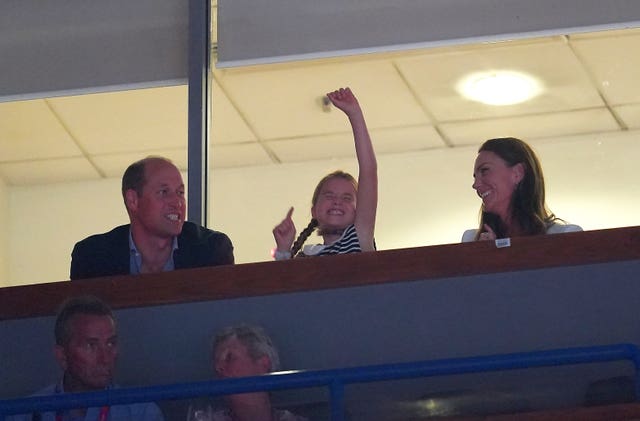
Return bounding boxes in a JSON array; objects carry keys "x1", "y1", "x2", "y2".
[{"x1": 326, "y1": 87, "x2": 377, "y2": 251}]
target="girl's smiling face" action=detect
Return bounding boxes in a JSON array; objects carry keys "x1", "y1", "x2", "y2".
[{"x1": 311, "y1": 176, "x2": 357, "y2": 232}]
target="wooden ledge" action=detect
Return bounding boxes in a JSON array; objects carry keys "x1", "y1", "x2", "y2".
[{"x1": 1, "y1": 226, "x2": 639, "y2": 320}]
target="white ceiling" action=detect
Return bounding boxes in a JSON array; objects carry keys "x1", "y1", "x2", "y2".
[{"x1": 0, "y1": 27, "x2": 639, "y2": 186}]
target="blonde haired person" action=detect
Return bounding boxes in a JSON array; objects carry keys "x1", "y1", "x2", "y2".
[
  {"x1": 204, "y1": 325, "x2": 307, "y2": 421},
  {"x1": 273, "y1": 87, "x2": 377, "y2": 258}
]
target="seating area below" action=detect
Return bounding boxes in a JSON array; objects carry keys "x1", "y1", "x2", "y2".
[{"x1": 1, "y1": 227, "x2": 640, "y2": 419}]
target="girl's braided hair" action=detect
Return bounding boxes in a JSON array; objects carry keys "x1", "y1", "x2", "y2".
[{"x1": 290, "y1": 218, "x2": 318, "y2": 257}]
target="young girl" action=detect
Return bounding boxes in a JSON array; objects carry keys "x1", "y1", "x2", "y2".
[{"x1": 272, "y1": 87, "x2": 377, "y2": 259}]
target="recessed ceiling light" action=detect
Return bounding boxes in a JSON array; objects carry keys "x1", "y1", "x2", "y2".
[{"x1": 457, "y1": 71, "x2": 542, "y2": 106}]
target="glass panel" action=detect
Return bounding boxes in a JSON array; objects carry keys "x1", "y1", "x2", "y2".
[
  {"x1": 209, "y1": 26, "x2": 640, "y2": 263},
  {"x1": 0, "y1": 86, "x2": 188, "y2": 286},
  {"x1": 2, "y1": 13, "x2": 639, "y2": 285}
]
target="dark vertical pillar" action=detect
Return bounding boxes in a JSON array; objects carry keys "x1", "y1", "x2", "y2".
[{"x1": 187, "y1": 0, "x2": 211, "y2": 226}]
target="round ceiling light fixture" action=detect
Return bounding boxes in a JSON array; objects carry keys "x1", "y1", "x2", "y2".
[{"x1": 457, "y1": 70, "x2": 542, "y2": 106}]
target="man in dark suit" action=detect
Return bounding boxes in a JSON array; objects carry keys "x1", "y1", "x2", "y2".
[{"x1": 70, "y1": 156, "x2": 234, "y2": 280}]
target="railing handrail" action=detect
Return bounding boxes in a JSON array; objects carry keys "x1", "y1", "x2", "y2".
[{"x1": 2, "y1": 343, "x2": 639, "y2": 420}]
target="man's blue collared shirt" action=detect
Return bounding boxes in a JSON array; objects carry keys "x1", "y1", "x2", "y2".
[{"x1": 128, "y1": 230, "x2": 178, "y2": 275}]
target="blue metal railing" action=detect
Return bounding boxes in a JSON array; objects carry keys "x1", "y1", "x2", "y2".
[{"x1": 2, "y1": 343, "x2": 639, "y2": 420}]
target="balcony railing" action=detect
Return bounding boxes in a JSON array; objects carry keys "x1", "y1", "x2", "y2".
[{"x1": 2, "y1": 343, "x2": 639, "y2": 421}]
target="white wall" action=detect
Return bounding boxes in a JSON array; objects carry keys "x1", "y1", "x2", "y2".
[
  {"x1": 8, "y1": 179, "x2": 128, "y2": 285},
  {"x1": 0, "y1": 177, "x2": 8, "y2": 286},
  {"x1": 7, "y1": 130, "x2": 640, "y2": 286}
]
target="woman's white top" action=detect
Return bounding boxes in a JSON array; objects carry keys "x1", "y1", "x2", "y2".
[{"x1": 461, "y1": 222, "x2": 583, "y2": 243}]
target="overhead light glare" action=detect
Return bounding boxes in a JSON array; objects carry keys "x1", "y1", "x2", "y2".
[{"x1": 457, "y1": 71, "x2": 541, "y2": 106}]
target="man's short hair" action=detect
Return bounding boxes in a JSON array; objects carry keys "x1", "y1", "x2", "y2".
[
  {"x1": 121, "y1": 156, "x2": 174, "y2": 202},
  {"x1": 54, "y1": 296, "x2": 114, "y2": 346}
]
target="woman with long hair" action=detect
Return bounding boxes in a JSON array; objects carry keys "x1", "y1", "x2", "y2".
[{"x1": 463, "y1": 137, "x2": 581, "y2": 242}]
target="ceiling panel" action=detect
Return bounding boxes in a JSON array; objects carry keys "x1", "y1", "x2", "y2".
[
  {"x1": 0, "y1": 26, "x2": 638, "y2": 186},
  {"x1": 570, "y1": 30, "x2": 640, "y2": 105},
  {"x1": 0, "y1": 158, "x2": 100, "y2": 186},
  {"x1": 211, "y1": 78, "x2": 257, "y2": 145},
  {"x1": 0, "y1": 100, "x2": 82, "y2": 162},
  {"x1": 441, "y1": 108, "x2": 620, "y2": 146},
  {"x1": 268, "y1": 132, "x2": 361, "y2": 163},
  {"x1": 614, "y1": 104, "x2": 640, "y2": 129},
  {"x1": 211, "y1": 143, "x2": 273, "y2": 168},
  {"x1": 47, "y1": 86, "x2": 188, "y2": 154},
  {"x1": 92, "y1": 149, "x2": 187, "y2": 178},
  {"x1": 396, "y1": 37, "x2": 604, "y2": 121},
  {"x1": 215, "y1": 60, "x2": 430, "y2": 140},
  {"x1": 267, "y1": 124, "x2": 443, "y2": 163},
  {"x1": 369, "y1": 125, "x2": 445, "y2": 153}
]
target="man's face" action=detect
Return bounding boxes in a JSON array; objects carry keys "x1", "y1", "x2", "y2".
[
  {"x1": 128, "y1": 159, "x2": 186, "y2": 239},
  {"x1": 213, "y1": 336, "x2": 270, "y2": 379},
  {"x1": 55, "y1": 314, "x2": 118, "y2": 392}
]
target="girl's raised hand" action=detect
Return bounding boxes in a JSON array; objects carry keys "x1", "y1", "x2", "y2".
[
  {"x1": 272, "y1": 207, "x2": 296, "y2": 251},
  {"x1": 326, "y1": 87, "x2": 361, "y2": 117}
]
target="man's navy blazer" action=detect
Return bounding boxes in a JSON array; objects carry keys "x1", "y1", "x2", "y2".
[{"x1": 70, "y1": 222, "x2": 234, "y2": 280}]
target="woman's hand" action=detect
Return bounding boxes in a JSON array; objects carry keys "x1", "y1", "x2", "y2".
[
  {"x1": 479, "y1": 224, "x2": 497, "y2": 241},
  {"x1": 272, "y1": 207, "x2": 296, "y2": 251}
]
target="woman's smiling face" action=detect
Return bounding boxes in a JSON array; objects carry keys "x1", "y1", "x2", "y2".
[{"x1": 472, "y1": 150, "x2": 523, "y2": 219}]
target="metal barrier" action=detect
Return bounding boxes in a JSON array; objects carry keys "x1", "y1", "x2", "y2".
[{"x1": 2, "y1": 343, "x2": 639, "y2": 420}]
